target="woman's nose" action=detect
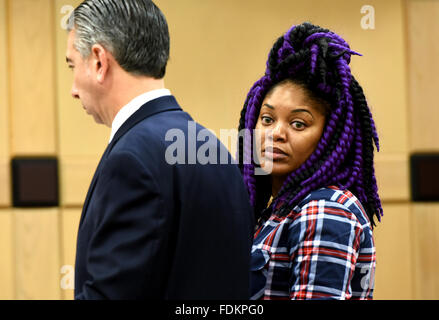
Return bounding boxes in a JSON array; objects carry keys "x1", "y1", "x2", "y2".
[{"x1": 272, "y1": 122, "x2": 287, "y2": 141}]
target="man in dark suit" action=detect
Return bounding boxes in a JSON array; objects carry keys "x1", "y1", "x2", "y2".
[{"x1": 65, "y1": 0, "x2": 254, "y2": 299}]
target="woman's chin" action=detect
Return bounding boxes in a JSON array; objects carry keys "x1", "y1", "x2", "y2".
[{"x1": 258, "y1": 160, "x2": 294, "y2": 177}]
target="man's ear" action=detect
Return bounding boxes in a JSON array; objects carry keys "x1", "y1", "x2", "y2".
[{"x1": 90, "y1": 44, "x2": 109, "y2": 84}]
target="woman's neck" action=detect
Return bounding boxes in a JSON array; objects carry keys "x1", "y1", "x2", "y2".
[{"x1": 271, "y1": 175, "x2": 287, "y2": 197}]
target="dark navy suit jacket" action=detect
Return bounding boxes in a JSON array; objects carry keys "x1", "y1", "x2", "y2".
[{"x1": 74, "y1": 96, "x2": 254, "y2": 299}]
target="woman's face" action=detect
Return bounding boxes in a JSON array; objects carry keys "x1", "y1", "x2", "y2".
[{"x1": 255, "y1": 82, "x2": 327, "y2": 179}]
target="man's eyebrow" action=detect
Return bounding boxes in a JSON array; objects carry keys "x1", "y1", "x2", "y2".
[{"x1": 66, "y1": 57, "x2": 73, "y2": 64}]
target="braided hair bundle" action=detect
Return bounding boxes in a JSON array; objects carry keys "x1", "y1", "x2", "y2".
[{"x1": 237, "y1": 22, "x2": 383, "y2": 227}]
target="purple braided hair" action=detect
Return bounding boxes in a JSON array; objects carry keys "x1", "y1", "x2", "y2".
[{"x1": 237, "y1": 22, "x2": 383, "y2": 226}]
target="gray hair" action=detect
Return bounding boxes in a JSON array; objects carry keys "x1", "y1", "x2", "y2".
[{"x1": 68, "y1": 0, "x2": 169, "y2": 78}]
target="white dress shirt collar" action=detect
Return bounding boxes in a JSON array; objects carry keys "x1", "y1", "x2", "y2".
[{"x1": 109, "y1": 88, "x2": 171, "y2": 143}]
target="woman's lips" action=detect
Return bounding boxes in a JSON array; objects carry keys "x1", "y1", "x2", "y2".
[{"x1": 263, "y1": 147, "x2": 288, "y2": 160}]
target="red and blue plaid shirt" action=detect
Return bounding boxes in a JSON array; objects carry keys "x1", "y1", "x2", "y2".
[{"x1": 251, "y1": 186, "x2": 376, "y2": 300}]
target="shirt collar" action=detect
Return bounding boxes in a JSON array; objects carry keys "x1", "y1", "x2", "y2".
[{"x1": 109, "y1": 88, "x2": 171, "y2": 143}]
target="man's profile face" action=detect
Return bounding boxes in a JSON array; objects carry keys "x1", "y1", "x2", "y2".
[{"x1": 66, "y1": 29, "x2": 104, "y2": 124}]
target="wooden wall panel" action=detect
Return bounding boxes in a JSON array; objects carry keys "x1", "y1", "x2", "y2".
[
  {"x1": 0, "y1": 0, "x2": 8, "y2": 153},
  {"x1": 14, "y1": 208, "x2": 61, "y2": 300},
  {"x1": 406, "y1": 0, "x2": 439, "y2": 300},
  {"x1": 0, "y1": 158, "x2": 10, "y2": 206},
  {"x1": 7, "y1": 0, "x2": 62, "y2": 301},
  {"x1": 406, "y1": 0, "x2": 439, "y2": 151},
  {"x1": 375, "y1": 154, "x2": 409, "y2": 201},
  {"x1": 8, "y1": 0, "x2": 57, "y2": 155},
  {"x1": 0, "y1": 0, "x2": 10, "y2": 206},
  {"x1": 373, "y1": 204, "x2": 413, "y2": 300},
  {"x1": 60, "y1": 156, "x2": 98, "y2": 206},
  {"x1": 412, "y1": 204, "x2": 439, "y2": 299},
  {"x1": 0, "y1": 210, "x2": 14, "y2": 299},
  {"x1": 60, "y1": 208, "x2": 81, "y2": 300}
]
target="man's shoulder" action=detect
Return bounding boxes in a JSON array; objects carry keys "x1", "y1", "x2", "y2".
[{"x1": 117, "y1": 110, "x2": 228, "y2": 155}]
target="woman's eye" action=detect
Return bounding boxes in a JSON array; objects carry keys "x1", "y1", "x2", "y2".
[
  {"x1": 261, "y1": 116, "x2": 273, "y2": 125},
  {"x1": 292, "y1": 121, "x2": 306, "y2": 130}
]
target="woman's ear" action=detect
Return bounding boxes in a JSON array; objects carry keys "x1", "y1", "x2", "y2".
[{"x1": 90, "y1": 44, "x2": 109, "y2": 84}]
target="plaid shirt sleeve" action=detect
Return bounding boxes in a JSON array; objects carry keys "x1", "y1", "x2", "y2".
[{"x1": 288, "y1": 198, "x2": 365, "y2": 299}]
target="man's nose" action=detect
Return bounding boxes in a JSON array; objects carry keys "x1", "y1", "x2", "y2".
[{"x1": 71, "y1": 85, "x2": 79, "y2": 99}]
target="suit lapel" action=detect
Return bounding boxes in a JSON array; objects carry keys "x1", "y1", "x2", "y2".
[{"x1": 78, "y1": 95, "x2": 182, "y2": 228}]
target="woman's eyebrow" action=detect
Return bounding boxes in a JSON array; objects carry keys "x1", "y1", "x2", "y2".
[
  {"x1": 263, "y1": 103, "x2": 275, "y2": 110},
  {"x1": 263, "y1": 104, "x2": 315, "y2": 119},
  {"x1": 291, "y1": 108, "x2": 314, "y2": 119}
]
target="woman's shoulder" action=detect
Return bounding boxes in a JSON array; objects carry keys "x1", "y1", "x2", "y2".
[
  {"x1": 295, "y1": 186, "x2": 371, "y2": 227},
  {"x1": 299, "y1": 186, "x2": 359, "y2": 205}
]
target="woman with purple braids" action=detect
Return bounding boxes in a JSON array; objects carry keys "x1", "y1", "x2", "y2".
[{"x1": 237, "y1": 22, "x2": 382, "y2": 300}]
